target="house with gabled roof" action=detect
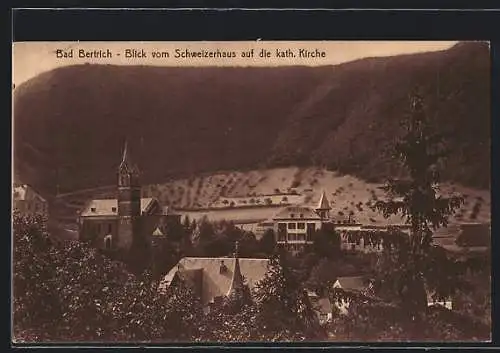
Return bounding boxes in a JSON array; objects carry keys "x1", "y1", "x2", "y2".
[
  {"x1": 332, "y1": 276, "x2": 370, "y2": 315},
  {"x1": 271, "y1": 191, "x2": 330, "y2": 255},
  {"x1": 13, "y1": 184, "x2": 49, "y2": 218},
  {"x1": 272, "y1": 190, "x2": 361, "y2": 255},
  {"x1": 159, "y1": 242, "x2": 269, "y2": 310}
]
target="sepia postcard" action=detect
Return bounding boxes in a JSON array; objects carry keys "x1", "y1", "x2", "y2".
[{"x1": 12, "y1": 40, "x2": 491, "y2": 344}]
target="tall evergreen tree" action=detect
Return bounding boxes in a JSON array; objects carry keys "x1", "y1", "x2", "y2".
[
  {"x1": 333, "y1": 92, "x2": 489, "y2": 340},
  {"x1": 372, "y1": 93, "x2": 463, "y2": 317}
]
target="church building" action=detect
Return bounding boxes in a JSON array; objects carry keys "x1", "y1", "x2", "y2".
[{"x1": 78, "y1": 142, "x2": 181, "y2": 255}]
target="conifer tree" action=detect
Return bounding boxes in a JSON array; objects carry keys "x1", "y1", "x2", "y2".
[
  {"x1": 332, "y1": 92, "x2": 488, "y2": 340},
  {"x1": 372, "y1": 93, "x2": 463, "y2": 317}
]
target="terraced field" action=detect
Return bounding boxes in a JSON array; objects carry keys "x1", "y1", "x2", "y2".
[{"x1": 51, "y1": 167, "x2": 491, "y2": 242}]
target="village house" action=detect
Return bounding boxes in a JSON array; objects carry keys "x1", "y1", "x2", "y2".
[
  {"x1": 77, "y1": 142, "x2": 181, "y2": 254},
  {"x1": 332, "y1": 276, "x2": 453, "y2": 314},
  {"x1": 159, "y1": 242, "x2": 269, "y2": 312},
  {"x1": 332, "y1": 276, "x2": 370, "y2": 315},
  {"x1": 426, "y1": 288, "x2": 453, "y2": 310},
  {"x1": 160, "y1": 246, "x2": 333, "y2": 323},
  {"x1": 272, "y1": 191, "x2": 331, "y2": 254},
  {"x1": 272, "y1": 191, "x2": 359, "y2": 254},
  {"x1": 337, "y1": 225, "x2": 411, "y2": 253},
  {"x1": 13, "y1": 184, "x2": 49, "y2": 219}
]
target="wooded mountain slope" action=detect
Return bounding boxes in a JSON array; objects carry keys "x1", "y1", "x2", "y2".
[{"x1": 13, "y1": 41, "x2": 490, "y2": 196}]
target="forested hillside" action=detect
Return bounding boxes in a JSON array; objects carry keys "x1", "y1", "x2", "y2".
[{"x1": 13, "y1": 41, "x2": 490, "y2": 197}]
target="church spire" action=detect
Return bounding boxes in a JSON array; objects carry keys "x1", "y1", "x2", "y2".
[
  {"x1": 227, "y1": 241, "x2": 244, "y2": 297},
  {"x1": 120, "y1": 140, "x2": 131, "y2": 171},
  {"x1": 119, "y1": 140, "x2": 139, "y2": 176}
]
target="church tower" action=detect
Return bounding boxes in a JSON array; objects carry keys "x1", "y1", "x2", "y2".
[{"x1": 117, "y1": 141, "x2": 142, "y2": 252}]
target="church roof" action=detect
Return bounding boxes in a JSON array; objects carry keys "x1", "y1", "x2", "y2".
[
  {"x1": 316, "y1": 190, "x2": 331, "y2": 210},
  {"x1": 272, "y1": 205, "x2": 321, "y2": 221},
  {"x1": 80, "y1": 197, "x2": 156, "y2": 217},
  {"x1": 159, "y1": 257, "x2": 269, "y2": 306}
]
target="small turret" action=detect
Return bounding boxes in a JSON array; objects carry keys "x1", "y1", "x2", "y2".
[{"x1": 315, "y1": 190, "x2": 331, "y2": 220}]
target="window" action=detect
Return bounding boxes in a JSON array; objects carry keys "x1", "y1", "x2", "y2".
[
  {"x1": 300, "y1": 213, "x2": 304, "y2": 218},
  {"x1": 288, "y1": 223, "x2": 296, "y2": 230},
  {"x1": 112, "y1": 207, "x2": 117, "y2": 212},
  {"x1": 297, "y1": 222, "x2": 305, "y2": 229},
  {"x1": 297, "y1": 234, "x2": 306, "y2": 241},
  {"x1": 107, "y1": 223, "x2": 112, "y2": 233},
  {"x1": 290, "y1": 214, "x2": 295, "y2": 218},
  {"x1": 104, "y1": 235, "x2": 112, "y2": 250},
  {"x1": 91, "y1": 207, "x2": 96, "y2": 213}
]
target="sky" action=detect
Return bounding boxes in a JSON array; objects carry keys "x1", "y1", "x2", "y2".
[{"x1": 12, "y1": 41, "x2": 459, "y2": 86}]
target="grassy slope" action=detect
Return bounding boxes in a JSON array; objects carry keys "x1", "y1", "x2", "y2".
[{"x1": 53, "y1": 167, "x2": 491, "y2": 241}]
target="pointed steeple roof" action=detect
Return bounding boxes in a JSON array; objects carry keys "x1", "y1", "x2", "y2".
[
  {"x1": 316, "y1": 190, "x2": 331, "y2": 210},
  {"x1": 119, "y1": 140, "x2": 139, "y2": 174},
  {"x1": 226, "y1": 241, "x2": 244, "y2": 297}
]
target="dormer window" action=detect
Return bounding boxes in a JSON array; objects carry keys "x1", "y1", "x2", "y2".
[
  {"x1": 91, "y1": 207, "x2": 96, "y2": 213},
  {"x1": 219, "y1": 260, "x2": 228, "y2": 274}
]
